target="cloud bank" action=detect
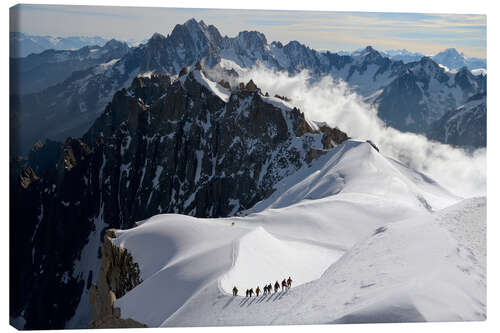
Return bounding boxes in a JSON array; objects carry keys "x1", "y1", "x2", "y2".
[{"x1": 237, "y1": 65, "x2": 486, "y2": 198}]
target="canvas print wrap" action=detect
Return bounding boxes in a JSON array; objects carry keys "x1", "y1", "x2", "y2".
[{"x1": 9, "y1": 4, "x2": 486, "y2": 330}]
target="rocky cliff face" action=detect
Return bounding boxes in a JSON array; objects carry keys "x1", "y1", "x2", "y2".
[
  {"x1": 88, "y1": 229, "x2": 146, "y2": 329},
  {"x1": 10, "y1": 67, "x2": 348, "y2": 329},
  {"x1": 373, "y1": 57, "x2": 486, "y2": 133},
  {"x1": 427, "y1": 92, "x2": 486, "y2": 149}
]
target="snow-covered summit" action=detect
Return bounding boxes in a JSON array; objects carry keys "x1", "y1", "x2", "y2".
[{"x1": 432, "y1": 48, "x2": 486, "y2": 70}]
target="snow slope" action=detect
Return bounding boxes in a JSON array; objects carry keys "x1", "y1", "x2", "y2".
[
  {"x1": 164, "y1": 197, "x2": 485, "y2": 326},
  {"x1": 111, "y1": 141, "x2": 483, "y2": 327}
]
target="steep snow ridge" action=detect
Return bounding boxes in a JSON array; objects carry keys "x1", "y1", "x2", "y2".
[
  {"x1": 192, "y1": 70, "x2": 231, "y2": 102},
  {"x1": 248, "y1": 140, "x2": 459, "y2": 213},
  {"x1": 260, "y1": 95, "x2": 293, "y2": 111},
  {"x1": 108, "y1": 140, "x2": 477, "y2": 327}
]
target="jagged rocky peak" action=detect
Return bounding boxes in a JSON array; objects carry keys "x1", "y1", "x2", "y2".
[
  {"x1": 103, "y1": 38, "x2": 129, "y2": 51},
  {"x1": 350, "y1": 45, "x2": 388, "y2": 67},
  {"x1": 19, "y1": 165, "x2": 39, "y2": 189},
  {"x1": 364, "y1": 45, "x2": 376, "y2": 53},
  {"x1": 284, "y1": 40, "x2": 305, "y2": 49},
  {"x1": 128, "y1": 74, "x2": 172, "y2": 107},
  {"x1": 436, "y1": 48, "x2": 462, "y2": 59},
  {"x1": 238, "y1": 79, "x2": 259, "y2": 92},
  {"x1": 170, "y1": 18, "x2": 222, "y2": 45},
  {"x1": 179, "y1": 66, "x2": 189, "y2": 77},
  {"x1": 282, "y1": 40, "x2": 312, "y2": 58},
  {"x1": 130, "y1": 74, "x2": 170, "y2": 89},
  {"x1": 355, "y1": 45, "x2": 380, "y2": 57},
  {"x1": 30, "y1": 140, "x2": 44, "y2": 153},
  {"x1": 274, "y1": 94, "x2": 291, "y2": 101},
  {"x1": 149, "y1": 32, "x2": 166, "y2": 42},
  {"x1": 418, "y1": 56, "x2": 441, "y2": 69},
  {"x1": 454, "y1": 66, "x2": 481, "y2": 92},
  {"x1": 218, "y1": 79, "x2": 231, "y2": 90},
  {"x1": 183, "y1": 18, "x2": 207, "y2": 36},
  {"x1": 413, "y1": 56, "x2": 449, "y2": 82},
  {"x1": 236, "y1": 30, "x2": 268, "y2": 47},
  {"x1": 271, "y1": 41, "x2": 283, "y2": 48},
  {"x1": 455, "y1": 66, "x2": 475, "y2": 78}
]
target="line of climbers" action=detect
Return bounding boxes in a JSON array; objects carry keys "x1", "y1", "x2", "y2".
[{"x1": 232, "y1": 277, "x2": 292, "y2": 297}]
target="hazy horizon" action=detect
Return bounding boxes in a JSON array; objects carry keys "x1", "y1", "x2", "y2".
[{"x1": 10, "y1": 4, "x2": 486, "y2": 58}]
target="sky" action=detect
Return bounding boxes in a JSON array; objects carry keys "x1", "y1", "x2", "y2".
[{"x1": 10, "y1": 4, "x2": 486, "y2": 58}]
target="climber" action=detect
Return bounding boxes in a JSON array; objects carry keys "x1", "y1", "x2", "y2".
[
  {"x1": 256, "y1": 286, "x2": 261, "y2": 297},
  {"x1": 282, "y1": 279, "x2": 287, "y2": 291},
  {"x1": 274, "y1": 281, "x2": 280, "y2": 293},
  {"x1": 232, "y1": 286, "x2": 238, "y2": 296},
  {"x1": 287, "y1": 276, "x2": 292, "y2": 289},
  {"x1": 249, "y1": 288, "x2": 254, "y2": 297}
]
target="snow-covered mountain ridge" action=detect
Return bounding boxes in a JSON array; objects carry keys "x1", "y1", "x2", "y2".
[
  {"x1": 100, "y1": 140, "x2": 484, "y2": 327},
  {"x1": 378, "y1": 48, "x2": 486, "y2": 71}
]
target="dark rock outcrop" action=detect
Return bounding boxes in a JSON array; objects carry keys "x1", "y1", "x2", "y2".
[
  {"x1": 366, "y1": 140, "x2": 380, "y2": 152},
  {"x1": 89, "y1": 229, "x2": 145, "y2": 329},
  {"x1": 427, "y1": 92, "x2": 486, "y2": 149}
]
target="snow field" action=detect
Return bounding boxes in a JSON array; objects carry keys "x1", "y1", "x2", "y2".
[{"x1": 110, "y1": 141, "x2": 484, "y2": 326}]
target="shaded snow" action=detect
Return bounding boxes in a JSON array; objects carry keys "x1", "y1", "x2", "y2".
[{"x1": 192, "y1": 70, "x2": 230, "y2": 102}]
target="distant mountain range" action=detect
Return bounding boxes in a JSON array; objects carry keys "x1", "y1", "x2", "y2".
[
  {"x1": 10, "y1": 39, "x2": 130, "y2": 95},
  {"x1": 11, "y1": 19, "x2": 486, "y2": 156},
  {"x1": 431, "y1": 48, "x2": 486, "y2": 71},
  {"x1": 11, "y1": 31, "x2": 486, "y2": 71},
  {"x1": 383, "y1": 48, "x2": 486, "y2": 70},
  {"x1": 338, "y1": 48, "x2": 486, "y2": 71},
  {"x1": 9, "y1": 32, "x2": 148, "y2": 58},
  {"x1": 381, "y1": 49, "x2": 425, "y2": 63},
  {"x1": 10, "y1": 32, "x2": 109, "y2": 58}
]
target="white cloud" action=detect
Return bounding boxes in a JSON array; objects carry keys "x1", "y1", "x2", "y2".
[{"x1": 237, "y1": 65, "x2": 486, "y2": 198}]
